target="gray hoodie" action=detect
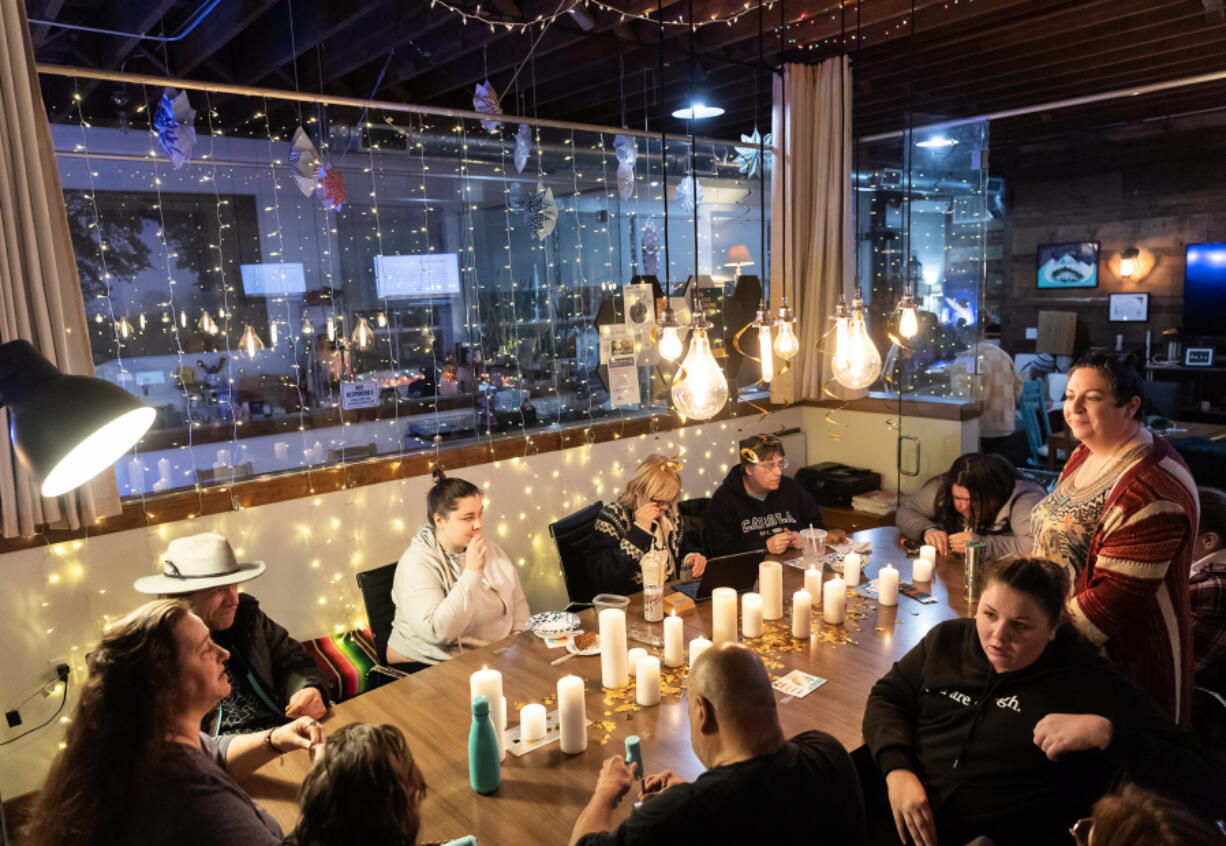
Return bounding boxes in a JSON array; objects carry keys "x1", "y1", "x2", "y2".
[{"x1": 895, "y1": 476, "x2": 1045, "y2": 558}]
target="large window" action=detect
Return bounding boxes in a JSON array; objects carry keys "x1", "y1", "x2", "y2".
[{"x1": 47, "y1": 81, "x2": 771, "y2": 496}]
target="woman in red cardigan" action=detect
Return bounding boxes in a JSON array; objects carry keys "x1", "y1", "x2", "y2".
[{"x1": 1031, "y1": 352, "x2": 1199, "y2": 725}]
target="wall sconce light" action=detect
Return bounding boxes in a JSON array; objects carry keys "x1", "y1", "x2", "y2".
[{"x1": 1118, "y1": 247, "x2": 1140, "y2": 280}]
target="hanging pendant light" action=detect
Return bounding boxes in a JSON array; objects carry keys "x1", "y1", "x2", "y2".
[
  {"x1": 198, "y1": 310, "x2": 218, "y2": 335},
  {"x1": 116, "y1": 316, "x2": 134, "y2": 340},
  {"x1": 671, "y1": 310, "x2": 728, "y2": 420},
  {"x1": 301, "y1": 310, "x2": 314, "y2": 336},
  {"x1": 752, "y1": 299, "x2": 775, "y2": 383},
  {"x1": 773, "y1": 297, "x2": 799, "y2": 361},
  {"x1": 832, "y1": 293, "x2": 882, "y2": 390},
  {"x1": 326, "y1": 316, "x2": 336, "y2": 342},
  {"x1": 138, "y1": 313, "x2": 147, "y2": 331},
  {"x1": 161, "y1": 311, "x2": 171, "y2": 324},
  {"x1": 896, "y1": 288, "x2": 919, "y2": 339},
  {"x1": 269, "y1": 322, "x2": 279, "y2": 348},
  {"x1": 376, "y1": 311, "x2": 388, "y2": 328},
  {"x1": 656, "y1": 303, "x2": 685, "y2": 362},
  {"x1": 179, "y1": 309, "x2": 188, "y2": 329},
  {"x1": 238, "y1": 324, "x2": 265, "y2": 358},
  {"x1": 351, "y1": 316, "x2": 374, "y2": 350}
]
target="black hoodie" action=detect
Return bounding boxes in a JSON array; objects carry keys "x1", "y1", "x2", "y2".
[
  {"x1": 863, "y1": 618, "x2": 1225, "y2": 846},
  {"x1": 703, "y1": 464, "x2": 824, "y2": 555}
]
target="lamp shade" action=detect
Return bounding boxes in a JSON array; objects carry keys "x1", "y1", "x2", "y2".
[
  {"x1": 725, "y1": 245, "x2": 754, "y2": 267},
  {"x1": 0, "y1": 340, "x2": 155, "y2": 496}
]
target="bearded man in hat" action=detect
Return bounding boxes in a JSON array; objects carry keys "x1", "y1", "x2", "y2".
[{"x1": 135, "y1": 531, "x2": 329, "y2": 734}]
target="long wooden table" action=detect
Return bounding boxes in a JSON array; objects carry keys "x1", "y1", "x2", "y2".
[{"x1": 244, "y1": 527, "x2": 968, "y2": 844}]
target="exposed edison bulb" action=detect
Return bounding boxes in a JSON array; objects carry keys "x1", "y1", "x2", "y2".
[
  {"x1": 238, "y1": 324, "x2": 265, "y2": 358},
  {"x1": 899, "y1": 305, "x2": 919, "y2": 339},
  {"x1": 351, "y1": 316, "x2": 374, "y2": 350},
  {"x1": 773, "y1": 320, "x2": 798, "y2": 360},
  {"x1": 199, "y1": 310, "x2": 217, "y2": 335},
  {"x1": 326, "y1": 316, "x2": 336, "y2": 342},
  {"x1": 269, "y1": 322, "x2": 279, "y2": 347},
  {"x1": 671, "y1": 315, "x2": 728, "y2": 420},
  {"x1": 179, "y1": 310, "x2": 188, "y2": 328},
  {"x1": 376, "y1": 311, "x2": 388, "y2": 328},
  {"x1": 302, "y1": 311, "x2": 314, "y2": 336},
  {"x1": 832, "y1": 302, "x2": 882, "y2": 390},
  {"x1": 658, "y1": 326, "x2": 684, "y2": 362},
  {"x1": 758, "y1": 323, "x2": 775, "y2": 383},
  {"x1": 116, "y1": 316, "x2": 134, "y2": 339},
  {"x1": 138, "y1": 313, "x2": 147, "y2": 331}
]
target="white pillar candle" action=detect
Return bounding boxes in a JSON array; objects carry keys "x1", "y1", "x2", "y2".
[
  {"x1": 635, "y1": 655, "x2": 661, "y2": 706},
  {"x1": 627, "y1": 647, "x2": 648, "y2": 668},
  {"x1": 663, "y1": 613, "x2": 685, "y2": 667},
  {"x1": 469, "y1": 665, "x2": 505, "y2": 757},
  {"x1": 274, "y1": 441, "x2": 289, "y2": 461},
  {"x1": 879, "y1": 564, "x2": 900, "y2": 607},
  {"x1": 843, "y1": 553, "x2": 862, "y2": 588},
  {"x1": 741, "y1": 592, "x2": 763, "y2": 638},
  {"x1": 599, "y1": 608, "x2": 629, "y2": 689},
  {"x1": 711, "y1": 587, "x2": 738, "y2": 644},
  {"x1": 557, "y1": 675, "x2": 587, "y2": 754},
  {"x1": 520, "y1": 703, "x2": 547, "y2": 742},
  {"x1": 920, "y1": 545, "x2": 937, "y2": 564},
  {"x1": 823, "y1": 578, "x2": 846, "y2": 624},
  {"x1": 912, "y1": 557, "x2": 934, "y2": 583},
  {"x1": 689, "y1": 636, "x2": 712, "y2": 666},
  {"x1": 759, "y1": 561, "x2": 783, "y2": 620},
  {"x1": 804, "y1": 566, "x2": 822, "y2": 601},
  {"x1": 792, "y1": 589, "x2": 812, "y2": 639}
]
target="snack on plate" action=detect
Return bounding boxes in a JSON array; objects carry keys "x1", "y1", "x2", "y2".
[
  {"x1": 826, "y1": 528, "x2": 849, "y2": 544},
  {"x1": 573, "y1": 631, "x2": 598, "y2": 651}
]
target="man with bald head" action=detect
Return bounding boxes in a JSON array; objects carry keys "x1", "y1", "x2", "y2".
[{"x1": 569, "y1": 642, "x2": 866, "y2": 845}]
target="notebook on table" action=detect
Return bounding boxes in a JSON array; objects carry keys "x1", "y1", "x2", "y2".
[{"x1": 672, "y1": 549, "x2": 766, "y2": 602}]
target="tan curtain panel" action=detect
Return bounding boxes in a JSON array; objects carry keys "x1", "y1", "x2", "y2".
[
  {"x1": 0, "y1": 0, "x2": 121, "y2": 536},
  {"x1": 769, "y1": 57, "x2": 856, "y2": 403}
]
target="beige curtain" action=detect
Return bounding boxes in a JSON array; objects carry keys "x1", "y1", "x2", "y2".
[
  {"x1": 0, "y1": 0, "x2": 121, "y2": 536},
  {"x1": 769, "y1": 57, "x2": 855, "y2": 403}
]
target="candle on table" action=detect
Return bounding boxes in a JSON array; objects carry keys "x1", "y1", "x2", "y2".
[
  {"x1": 759, "y1": 561, "x2": 783, "y2": 620},
  {"x1": 792, "y1": 589, "x2": 812, "y2": 639},
  {"x1": 843, "y1": 553, "x2": 862, "y2": 588},
  {"x1": 879, "y1": 564, "x2": 900, "y2": 606},
  {"x1": 520, "y1": 703, "x2": 546, "y2": 742},
  {"x1": 823, "y1": 577, "x2": 846, "y2": 624},
  {"x1": 804, "y1": 566, "x2": 822, "y2": 600},
  {"x1": 599, "y1": 608, "x2": 629, "y2": 689},
  {"x1": 912, "y1": 557, "x2": 933, "y2": 583},
  {"x1": 920, "y1": 545, "x2": 937, "y2": 564},
  {"x1": 711, "y1": 587, "x2": 738, "y2": 644},
  {"x1": 627, "y1": 647, "x2": 647, "y2": 668},
  {"x1": 469, "y1": 666, "x2": 505, "y2": 759},
  {"x1": 557, "y1": 675, "x2": 586, "y2": 754},
  {"x1": 741, "y1": 592, "x2": 763, "y2": 638},
  {"x1": 635, "y1": 654, "x2": 661, "y2": 706},
  {"x1": 689, "y1": 636, "x2": 712, "y2": 666},
  {"x1": 663, "y1": 613, "x2": 684, "y2": 667},
  {"x1": 216, "y1": 449, "x2": 231, "y2": 466}
]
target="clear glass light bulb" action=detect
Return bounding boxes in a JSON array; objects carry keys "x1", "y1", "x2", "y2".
[
  {"x1": 116, "y1": 317, "x2": 133, "y2": 339},
  {"x1": 671, "y1": 325, "x2": 728, "y2": 420},
  {"x1": 658, "y1": 326, "x2": 683, "y2": 362},
  {"x1": 326, "y1": 316, "x2": 336, "y2": 342},
  {"x1": 899, "y1": 306, "x2": 919, "y2": 339},
  {"x1": 238, "y1": 324, "x2": 265, "y2": 358},
  {"x1": 833, "y1": 311, "x2": 882, "y2": 390},
  {"x1": 269, "y1": 322, "x2": 279, "y2": 348},
  {"x1": 758, "y1": 323, "x2": 775, "y2": 383},
  {"x1": 352, "y1": 316, "x2": 374, "y2": 350},
  {"x1": 1119, "y1": 256, "x2": 1137, "y2": 278},
  {"x1": 376, "y1": 311, "x2": 388, "y2": 328},
  {"x1": 773, "y1": 321, "x2": 798, "y2": 360}
]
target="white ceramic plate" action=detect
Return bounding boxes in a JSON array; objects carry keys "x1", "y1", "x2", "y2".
[
  {"x1": 526, "y1": 611, "x2": 581, "y2": 639},
  {"x1": 566, "y1": 632, "x2": 601, "y2": 656}
]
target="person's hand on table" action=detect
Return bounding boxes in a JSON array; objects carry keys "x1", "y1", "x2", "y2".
[
  {"x1": 640, "y1": 769, "x2": 685, "y2": 801},
  {"x1": 786, "y1": 529, "x2": 804, "y2": 549},
  {"x1": 685, "y1": 553, "x2": 707, "y2": 578},
  {"x1": 271, "y1": 715, "x2": 325, "y2": 755},
  {"x1": 1033, "y1": 713, "x2": 1113, "y2": 760},
  {"x1": 464, "y1": 535, "x2": 489, "y2": 575},
  {"x1": 594, "y1": 755, "x2": 635, "y2": 806},
  {"x1": 885, "y1": 769, "x2": 937, "y2": 846},
  {"x1": 765, "y1": 532, "x2": 791, "y2": 555},
  {"x1": 948, "y1": 531, "x2": 978, "y2": 555},
  {"x1": 922, "y1": 529, "x2": 950, "y2": 557},
  {"x1": 285, "y1": 686, "x2": 327, "y2": 720}
]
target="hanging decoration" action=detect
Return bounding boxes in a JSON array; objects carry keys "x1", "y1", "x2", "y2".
[
  {"x1": 301, "y1": 310, "x2": 314, "y2": 336},
  {"x1": 656, "y1": 304, "x2": 684, "y2": 362},
  {"x1": 523, "y1": 184, "x2": 558, "y2": 241},
  {"x1": 675, "y1": 174, "x2": 703, "y2": 213},
  {"x1": 514, "y1": 124, "x2": 531, "y2": 173},
  {"x1": 351, "y1": 316, "x2": 375, "y2": 350},
  {"x1": 732, "y1": 128, "x2": 772, "y2": 178},
  {"x1": 473, "y1": 80, "x2": 503, "y2": 131},
  {"x1": 671, "y1": 311, "x2": 728, "y2": 421},
  {"x1": 773, "y1": 298, "x2": 799, "y2": 360},
  {"x1": 316, "y1": 162, "x2": 347, "y2": 211},
  {"x1": 198, "y1": 310, "x2": 218, "y2": 335},
  {"x1": 641, "y1": 220, "x2": 660, "y2": 275},
  {"x1": 153, "y1": 88, "x2": 197, "y2": 170},
  {"x1": 289, "y1": 126, "x2": 322, "y2": 197},
  {"x1": 831, "y1": 293, "x2": 883, "y2": 390},
  {"x1": 238, "y1": 324, "x2": 265, "y2": 358},
  {"x1": 614, "y1": 133, "x2": 637, "y2": 201}
]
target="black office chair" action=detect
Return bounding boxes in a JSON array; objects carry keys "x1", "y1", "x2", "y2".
[
  {"x1": 355, "y1": 562, "x2": 409, "y2": 684},
  {"x1": 677, "y1": 497, "x2": 710, "y2": 553},
  {"x1": 1144, "y1": 379, "x2": 1181, "y2": 420},
  {"x1": 549, "y1": 501, "x2": 603, "y2": 609}
]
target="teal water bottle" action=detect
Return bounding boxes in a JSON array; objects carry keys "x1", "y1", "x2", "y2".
[{"x1": 469, "y1": 695, "x2": 501, "y2": 794}]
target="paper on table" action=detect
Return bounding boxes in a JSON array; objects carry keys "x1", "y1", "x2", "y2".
[
  {"x1": 858, "y1": 579, "x2": 937, "y2": 604},
  {"x1": 772, "y1": 670, "x2": 828, "y2": 699},
  {"x1": 545, "y1": 632, "x2": 578, "y2": 649}
]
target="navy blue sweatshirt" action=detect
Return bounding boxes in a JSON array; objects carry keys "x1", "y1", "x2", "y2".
[
  {"x1": 862, "y1": 618, "x2": 1226, "y2": 846},
  {"x1": 702, "y1": 465, "x2": 823, "y2": 555}
]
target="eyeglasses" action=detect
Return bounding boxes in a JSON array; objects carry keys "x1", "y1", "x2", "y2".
[
  {"x1": 1069, "y1": 817, "x2": 1093, "y2": 846},
  {"x1": 755, "y1": 459, "x2": 789, "y2": 472}
]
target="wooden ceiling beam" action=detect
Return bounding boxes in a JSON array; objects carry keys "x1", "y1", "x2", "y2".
[
  {"x1": 168, "y1": 0, "x2": 281, "y2": 77},
  {"x1": 229, "y1": 0, "x2": 379, "y2": 88},
  {"x1": 26, "y1": 0, "x2": 67, "y2": 49}
]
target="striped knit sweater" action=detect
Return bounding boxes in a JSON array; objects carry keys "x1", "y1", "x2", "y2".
[
  {"x1": 1055, "y1": 436, "x2": 1199, "y2": 726},
  {"x1": 588, "y1": 501, "x2": 692, "y2": 596}
]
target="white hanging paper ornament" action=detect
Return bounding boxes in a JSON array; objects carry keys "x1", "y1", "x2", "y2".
[
  {"x1": 153, "y1": 88, "x2": 196, "y2": 169},
  {"x1": 289, "y1": 126, "x2": 322, "y2": 197},
  {"x1": 614, "y1": 133, "x2": 637, "y2": 201},
  {"x1": 514, "y1": 124, "x2": 531, "y2": 174},
  {"x1": 473, "y1": 80, "x2": 503, "y2": 131},
  {"x1": 523, "y1": 184, "x2": 558, "y2": 241},
  {"x1": 732, "y1": 128, "x2": 772, "y2": 178},
  {"x1": 641, "y1": 220, "x2": 660, "y2": 275},
  {"x1": 676, "y1": 174, "x2": 703, "y2": 213}
]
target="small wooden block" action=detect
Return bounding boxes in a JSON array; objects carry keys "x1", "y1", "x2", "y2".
[{"x1": 662, "y1": 592, "x2": 696, "y2": 616}]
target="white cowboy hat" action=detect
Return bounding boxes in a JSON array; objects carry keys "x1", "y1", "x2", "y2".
[{"x1": 134, "y1": 531, "x2": 266, "y2": 594}]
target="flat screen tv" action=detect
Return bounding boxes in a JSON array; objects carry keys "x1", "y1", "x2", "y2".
[
  {"x1": 240, "y1": 262, "x2": 307, "y2": 296},
  {"x1": 374, "y1": 253, "x2": 461, "y2": 298},
  {"x1": 1184, "y1": 243, "x2": 1226, "y2": 338}
]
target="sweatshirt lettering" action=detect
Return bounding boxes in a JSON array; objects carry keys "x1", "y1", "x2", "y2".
[
  {"x1": 938, "y1": 689, "x2": 973, "y2": 707},
  {"x1": 995, "y1": 695, "x2": 1021, "y2": 713},
  {"x1": 740, "y1": 511, "x2": 798, "y2": 535}
]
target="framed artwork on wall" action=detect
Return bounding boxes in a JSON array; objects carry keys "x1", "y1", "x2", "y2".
[
  {"x1": 1037, "y1": 241, "x2": 1099, "y2": 288},
  {"x1": 1108, "y1": 292, "x2": 1149, "y2": 322}
]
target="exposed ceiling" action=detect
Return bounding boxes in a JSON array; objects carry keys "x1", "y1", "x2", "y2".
[{"x1": 27, "y1": 0, "x2": 1226, "y2": 149}]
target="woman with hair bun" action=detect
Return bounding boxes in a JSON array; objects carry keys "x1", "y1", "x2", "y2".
[{"x1": 387, "y1": 467, "x2": 529, "y2": 668}]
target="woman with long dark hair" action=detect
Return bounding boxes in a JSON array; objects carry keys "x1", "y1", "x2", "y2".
[
  {"x1": 896, "y1": 452, "x2": 1044, "y2": 557},
  {"x1": 23, "y1": 599, "x2": 322, "y2": 846}
]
